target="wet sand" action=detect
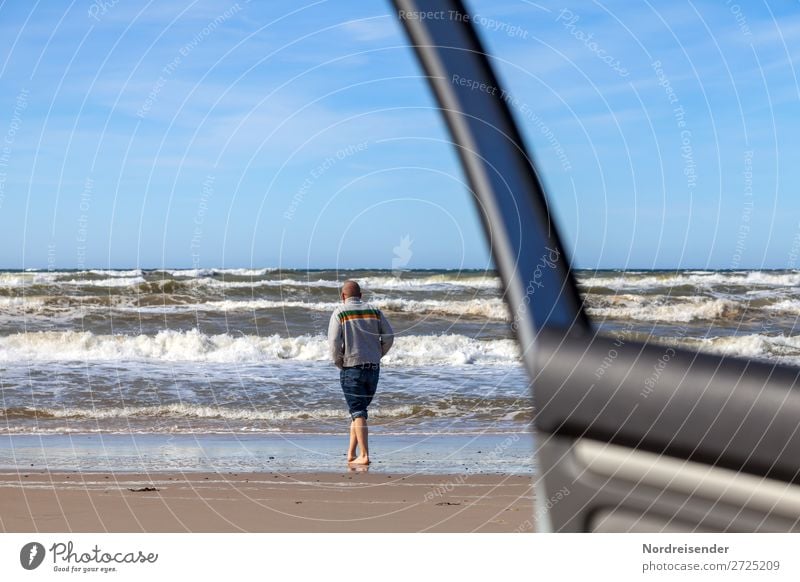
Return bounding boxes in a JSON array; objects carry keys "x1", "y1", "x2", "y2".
[
  {"x1": 0, "y1": 470, "x2": 535, "y2": 533},
  {"x1": 0, "y1": 432, "x2": 536, "y2": 475}
]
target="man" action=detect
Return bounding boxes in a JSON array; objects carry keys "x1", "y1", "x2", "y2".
[{"x1": 328, "y1": 280, "x2": 394, "y2": 465}]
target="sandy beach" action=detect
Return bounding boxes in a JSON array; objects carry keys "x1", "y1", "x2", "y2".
[{"x1": 0, "y1": 471, "x2": 534, "y2": 533}]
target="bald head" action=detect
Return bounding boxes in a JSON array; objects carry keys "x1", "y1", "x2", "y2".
[{"x1": 341, "y1": 280, "x2": 362, "y2": 300}]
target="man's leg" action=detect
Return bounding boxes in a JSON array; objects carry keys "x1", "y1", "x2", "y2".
[
  {"x1": 341, "y1": 368, "x2": 359, "y2": 463},
  {"x1": 347, "y1": 420, "x2": 358, "y2": 462},
  {"x1": 349, "y1": 416, "x2": 369, "y2": 465},
  {"x1": 349, "y1": 366, "x2": 377, "y2": 465}
]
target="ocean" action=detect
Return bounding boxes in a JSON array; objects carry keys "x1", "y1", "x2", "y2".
[{"x1": 1, "y1": 267, "x2": 797, "y2": 474}]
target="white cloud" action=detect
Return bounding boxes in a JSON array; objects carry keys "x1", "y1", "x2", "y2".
[{"x1": 341, "y1": 16, "x2": 400, "y2": 43}]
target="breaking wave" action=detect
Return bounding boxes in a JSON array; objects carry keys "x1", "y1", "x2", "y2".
[
  {"x1": 580, "y1": 270, "x2": 800, "y2": 291},
  {"x1": 587, "y1": 296, "x2": 745, "y2": 322},
  {"x1": 120, "y1": 297, "x2": 511, "y2": 320},
  {"x1": 670, "y1": 333, "x2": 800, "y2": 364},
  {"x1": 0, "y1": 401, "x2": 529, "y2": 422},
  {"x1": 0, "y1": 329, "x2": 520, "y2": 366}
]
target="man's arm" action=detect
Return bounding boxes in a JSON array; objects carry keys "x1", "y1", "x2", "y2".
[
  {"x1": 328, "y1": 310, "x2": 344, "y2": 369},
  {"x1": 378, "y1": 310, "x2": 394, "y2": 356}
]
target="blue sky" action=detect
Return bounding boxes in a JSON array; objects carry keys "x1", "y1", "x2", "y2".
[{"x1": 0, "y1": 0, "x2": 798, "y2": 270}]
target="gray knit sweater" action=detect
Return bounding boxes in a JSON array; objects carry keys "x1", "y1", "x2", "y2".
[{"x1": 327, "y1": 298, "x2": 394, "y2": 368}]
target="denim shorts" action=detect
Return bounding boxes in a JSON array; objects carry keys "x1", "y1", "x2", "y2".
[{"x1": 340, "y1": 364, "x2": 380, "y2": 421}]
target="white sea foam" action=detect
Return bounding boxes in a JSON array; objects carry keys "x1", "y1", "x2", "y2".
[
  {"x1": 580, "y1": 273, "x2": 720, "y2": 290},
  {"x1": 382, "y1": 333, "x2": 519, "y2": 365},
  {"x1": 26, "y1": 270, "x2": 499, "y2": 291},
  {"x1": 2, "y1": 271, "x2": 142, "y2": 287},
  {"x1": 187, "y1": 278, "x2": 340, "y2": 290},
  {"x1": 740, "y1": 272, "x2": 800, "y2": 286},
  {"x1": 181, "y1": 275, "x2": 500, "y2": 291},
  {"x1": 672, "y1": 333, "x2": 800, "y2": 364},
  {"x1": 4, "y1": 402, "x2": 511, "y2": 422},
  {"x1": 376, "y1": 297, "x2": 509, "y2": 320},
  {"x1": 61, "y1": 276, "x2": 146, "y2": 288},
  {"x1": 361, "y1": 275, "x2": 500, "y2": 290},
  {"x1": 165, "y1": 268, "x2": 277, "y2": 278},
  {"x1": 110, "y1": 299, "x2": 324, "y2": 314},
  {"x1": 579, "y1": 271, "x2": 800, "y2": 290},
  {"x1": 0, "y1": 330, "x2": 520, "y2": 366},
  {"x1": 764, "y1": 300, "x2": 800, "y2": 314},
  {"x1": 217, "y1": 268, "x2": 278, "y2": 276},
  {"x1": 124, "y1": 297, "x2": 511, "y2": 320},
  {"x1": 0, "y1": 272, "x2": 61, "y2": 287},
  {"x1": 14, "y1": 269, "x2": 800, "y2": 293},
  {"x1": 164, "y1": 268, "x2": 215, "y2": 277},
  {"x1": 0, "y1": 297, "x2": 47, "y2": 312},
  {"x1": 587, "y1": 297, "x2": 743, "y2": 322},
  {"x1": 88, "y1": 269, "x2": 144, "y2": 277}
]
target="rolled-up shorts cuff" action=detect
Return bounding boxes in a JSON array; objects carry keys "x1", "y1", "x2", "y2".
[{"x1": 340, "y1": 365, "x2": 379, "y2": 423}]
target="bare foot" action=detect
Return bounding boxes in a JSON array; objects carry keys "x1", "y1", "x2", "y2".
[
  {"x1": 347, "y1": 451, "x2": 357, "y2": 463},
  {"x1": 348, "y1": 455, "x2": 370, "y2": 466}
]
